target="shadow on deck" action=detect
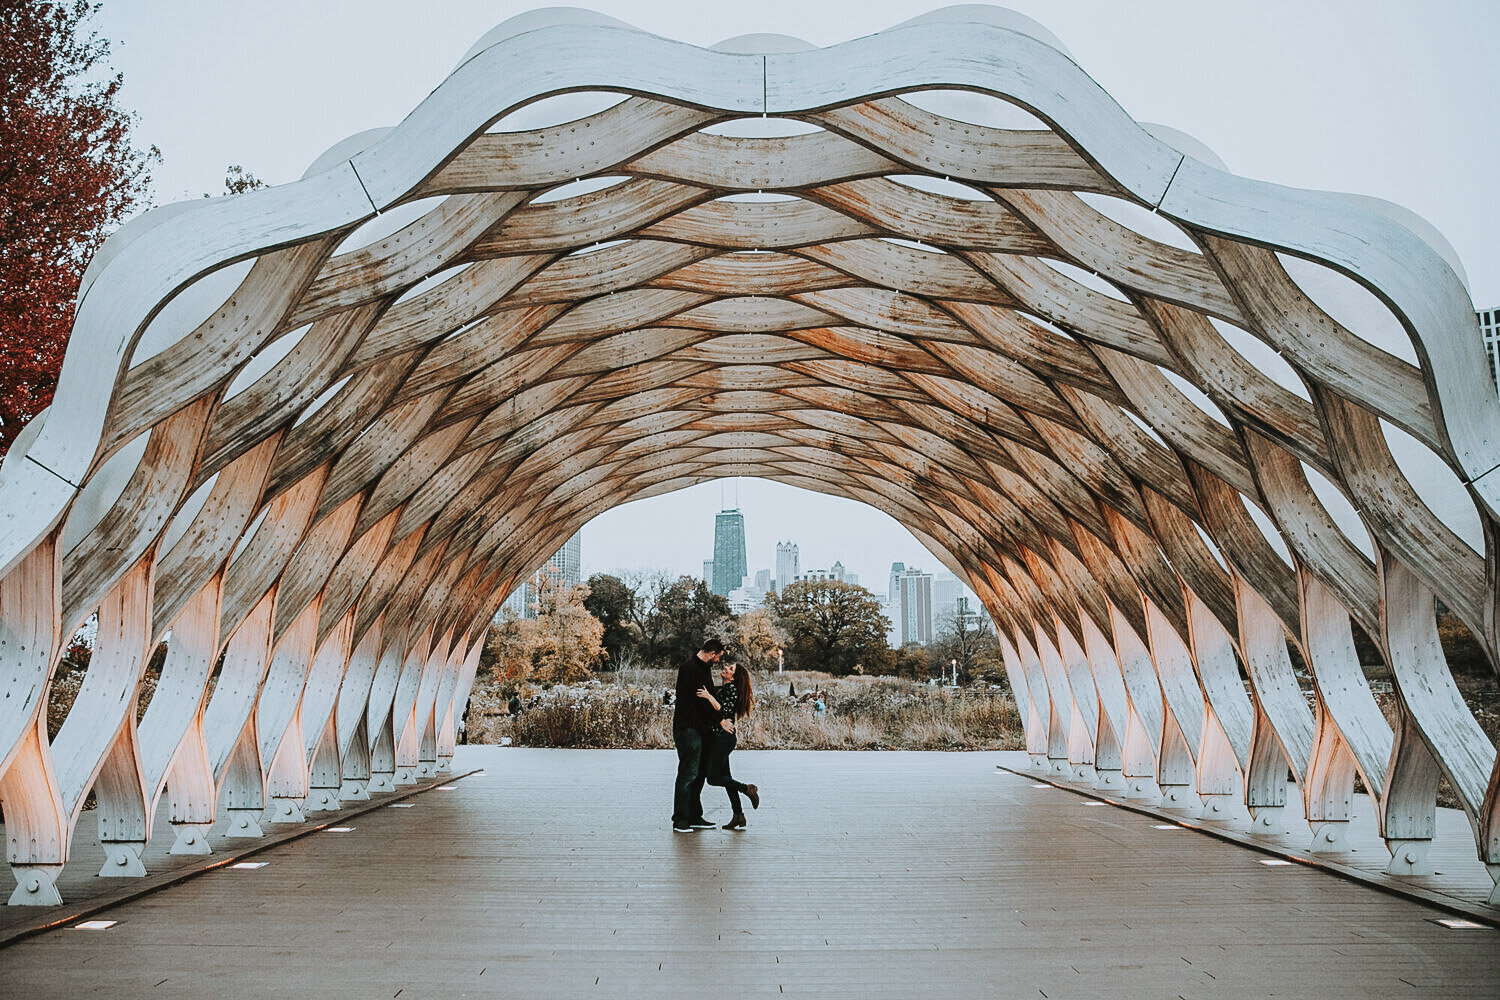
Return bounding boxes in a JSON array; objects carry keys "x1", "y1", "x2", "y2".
[{"x1": 3, "y1": 748, "x2": 1498, "y2": 998}]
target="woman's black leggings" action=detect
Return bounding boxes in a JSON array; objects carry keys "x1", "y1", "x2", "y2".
[{"x1": 705, "y1": 729, "x2": 749, "y2": 812}]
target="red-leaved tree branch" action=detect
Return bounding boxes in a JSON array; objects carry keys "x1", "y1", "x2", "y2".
[{"x1": 0, "y1": 0, "x2": 159, "y2": 457}]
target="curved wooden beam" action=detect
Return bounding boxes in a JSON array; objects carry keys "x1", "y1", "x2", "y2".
[{"x1": 0, "y1": 10, "x2": 1495, "y2": 904}]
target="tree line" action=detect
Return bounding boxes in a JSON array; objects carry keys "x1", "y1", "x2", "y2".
[{"x1": 482, "y1": 571, "x2": 1007, "y2": 693}]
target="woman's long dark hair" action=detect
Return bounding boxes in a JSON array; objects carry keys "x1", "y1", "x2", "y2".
[{"x1": 731, "y1": 663, "x2": 754, "y2": 718}]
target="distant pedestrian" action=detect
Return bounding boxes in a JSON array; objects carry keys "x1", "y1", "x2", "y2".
[
  {"x1": 698, "y1": 659, "x2": 759, "y2": 829},
  {"x1": 671, "y1": 638, "x2": 724, "y2": 832},
  {"x1": 508, "y1": 693, "x2": 523, "y2": 716},
  {"x1": 459, "y1": 698, "x2": 471, "y2": 744}
]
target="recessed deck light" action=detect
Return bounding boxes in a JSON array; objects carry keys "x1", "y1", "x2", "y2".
[
  {"x1": 1431, "y1": 918, "x2": 1488, "y2": 929},
  {"x1": 74, "y1": 919, "x2": 117, "y2": 930},
  {"x1": 390, "y1": 803, "x2": 415, "y2": 808},
  {"x1": 326, "y1": 826, "x2": 355, "y2": 833},
  {"x1": 1152, "y1": 824, "x2": 1182, "y2": 830},
  {"x1": 1258, "y1": 859, "x2": 1294, "y2": 866},
  {"x1": 1082, "y1": 801, "x2": 1106, "y2": 806},
  {"x1": 437, "y1": 785, "x2": 457, "y2": 790},
  {"x1": 1030, "y1": 783, "x2": 1050, "y2": 789},
  {"x1": 230, "y1": 862, "x2": 268, "y2": 870}
]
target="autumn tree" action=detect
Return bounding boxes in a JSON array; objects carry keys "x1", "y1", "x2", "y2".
[
  {"x1": 768, "y1": 579, "x2": 892, "y2": 676},
  {"x1": 891, "y1": 642, "x2": 935, "y2": 682},
  {"x1": 486, "y1": 576, "x2": 605, "y2": 688},
  {"x1": 0, "y1": 1, "x2": 159, "y2": 455},
  {"x1": 713, "y1": 607, "x2": 786, "y2": 673},
  {"x1": 482, "y1": 615, "x2": 529, "y2": 693},
  {"x1": 527, "y1": 575, "x2": 606, "y2": 685}
]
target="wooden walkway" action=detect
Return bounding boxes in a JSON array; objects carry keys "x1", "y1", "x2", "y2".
[
  {"x1": 3, "y1": 748, "x2": 1498, "y2": 998},
  {"x1": 1001, "y1": 757, "x2": 1500, "y2": 918}
]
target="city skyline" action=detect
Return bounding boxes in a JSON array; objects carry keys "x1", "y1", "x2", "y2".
[{"x1": 579, "y1": 477, "x2": 965, "y2": 602}]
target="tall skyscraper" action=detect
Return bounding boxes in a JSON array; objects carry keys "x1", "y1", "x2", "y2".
[
  {"x1": 888, "y1": 562, "x2": 905, "y2": 605},
  {"x1": 896, "y1": 567, "x2": 934, "y2": 646},
  {"x1": 775, "y1": 541, "x2": 799, "y2": 592},
  {"x1": 500, "y1": 584, "x2": 529, "y2": 619},
  {"x1": 703, "y1": 559, "x2": 715, "y2": 585},
  {"x1": 1482, "y1": 306, "x2": 1500, "y2": 390},
  {"x1": 498, "y1": 530, "x2": 583, "y2": 620},
  {"x1": 712, "y1": 509, "x2": 747, "y2": 597},
  {"x1": 549, "y1": 531, "x2": 582, "y2": 589},
  {"x1": 754, "y1": 568, "x2": 772, "y2": 592},
  {"x1": 932, "y1": 575, "x2": 962, "y2": 630}
]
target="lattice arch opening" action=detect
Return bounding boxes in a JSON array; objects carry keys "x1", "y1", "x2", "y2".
[{"x1": 1, "y1": 5, "x2": 1498, "y2": 907}]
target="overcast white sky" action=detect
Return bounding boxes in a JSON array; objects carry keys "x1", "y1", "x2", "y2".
[{"x1": 92, "y1": 0, "x2": 1498, "y2": 592}]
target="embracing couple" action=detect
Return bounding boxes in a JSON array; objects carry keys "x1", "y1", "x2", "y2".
[{"x1": 671, "y1": 638, "x2": 761, "y2": 832}]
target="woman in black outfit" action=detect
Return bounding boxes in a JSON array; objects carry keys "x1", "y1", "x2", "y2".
[{"x1": 696, "y1": 659, "x2": 760, "y2": 828}]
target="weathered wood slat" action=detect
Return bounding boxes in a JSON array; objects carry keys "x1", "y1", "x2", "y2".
[
  {"x1": 419, "y1": 97, "x2": 719, "y2": 196},
  {"x1": 61, "y1": 398, "x2": 214, "y2": 632},
  {"x1": 257, "y1": 352, "x2": 417, "y2": 503},
  {"x1": 1243, "y1": 431, "x2": 1381, "y2": 638},
  {"x1": 799, "y1": 240, "x2": 1012, "y2": 303},
  {"x1": 810, "y1": 178, "x2": 1053, "y2": 253},
  {"x1": 201, "y1": 303, "x2": 384, "y2": 480},
  {"x1": 624, "y1": 128, "x2": 900, "y2": 190},
  {"x1": 154, "y1": 435, "x2": 280, "y2": 639},
  {"x1": 813, "y1": 99, "x2": 1120, "y2": 193},
  {"x1": 106, "y1": 241, "x2": 335, "y2": 455},
  {"x1": 6, "y1": 11, "x2": 1500, "y2": 901},
  {"x1": 995, "y1": 187, "x2": 1241, "y2": 321}
]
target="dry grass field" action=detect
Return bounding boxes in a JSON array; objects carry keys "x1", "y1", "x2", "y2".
[{"x1": 464, "y1": 669, "x2": 1026, "y2": 751}]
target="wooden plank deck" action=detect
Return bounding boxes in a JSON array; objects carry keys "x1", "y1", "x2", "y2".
[
  {"x1": 1000, "y1": 755, "x2": 1500, "y2": 918},
  {"x1": 3, "y1": 748, "x2": 1498, "y2": 998}
]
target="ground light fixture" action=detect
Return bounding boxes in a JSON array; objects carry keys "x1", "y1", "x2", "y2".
[
  {"x1": 73, "y1": 920, "x2": 117, "y2": 930},
  {"x1": 1429, "y1": 918, "x2": 1489, "y2": 929},
  {"x1": 230, "y1": 862, "x2": 268, "y2": 870},
  {"x1": 326, "y1": 827, "x2": 356, "y2": 833}
]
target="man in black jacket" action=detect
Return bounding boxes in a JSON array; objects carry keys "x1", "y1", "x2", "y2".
[{"x1": 671, "y1": 638, "x2": 725, "y2": 832}]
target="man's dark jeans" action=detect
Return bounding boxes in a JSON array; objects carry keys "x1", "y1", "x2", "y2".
[{"x1": 672, "y1": 727, "x2": 707, "y2": 824}]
